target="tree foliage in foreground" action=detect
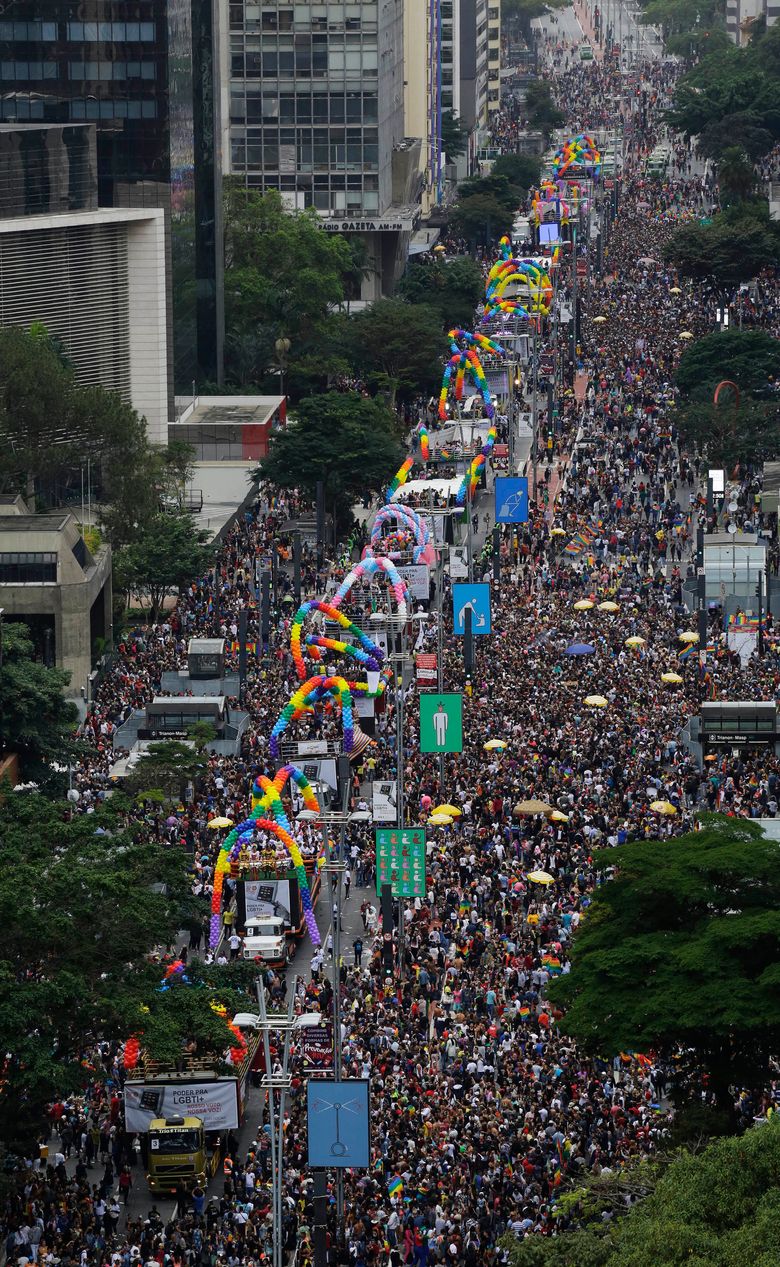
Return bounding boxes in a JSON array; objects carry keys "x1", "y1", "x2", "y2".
[
  {"x1": 503, "y1": 1119, "x2": 780, "y2": 1266},
  {"x1": 0, "y1": 795, "x2": 258, "y2": 1148},
  {"x1": 0, "y1": 622, "x2": 79, "y2": 786},
  {"x1": 674, "y1": 329, "x2": 780, "y2": 467},
  {"x1": 257, "y1": 391, "x2": 406, "y2": 526},
  {"x1": 117, "y1": 509, "x2": 212, "y2": 621},
  {"x1": 397, "y1": 256, "x2": 484, "y2": 330},
  {"x1": 550, "y1": 818, "x2": 780, "y2": 1109},
  {"x1": 662, "y1": 204, "x2": 780, "y2": 287},
  {"x1": 0, "y1": 797, "x2": 188, "y2": 1144}
]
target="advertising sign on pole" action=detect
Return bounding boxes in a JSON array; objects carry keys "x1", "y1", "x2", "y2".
[
  {"x1": 419, "y1": 693, "x2": 463, "y2": 753},
  {"x1": 299, "y1": 1022, "x2": 334, "y2": 1077},
  {"x1": 397, "y1": 564, "x2": 430, "y2": 600},
  {"x1": 375, "y1": 827, "x2": 426, "y2": 897},
  {"x1": 415, "y1": 652, "x2": 438, "y2": 689},
  {"x1": 306, "y1": 1080, "x2": 370, "y2": 1169}
]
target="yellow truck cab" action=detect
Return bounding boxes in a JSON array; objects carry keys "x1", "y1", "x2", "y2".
[{"x1": 146, "y1": 1115, "x2": 208, "y2": 1193}]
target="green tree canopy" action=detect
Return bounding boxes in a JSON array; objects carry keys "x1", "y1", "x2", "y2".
[
  {"x1": 0, "y1": 622, "x2": 79, "y2": 787},
  {"x1": 396, "y1": 256, "x2": 484, "y2": 329},
  {"x1": 524, "y1": 78, "x2": 565, "y2": 135},
  {"x1": 674, "y1": 397, "x2": 778, "y2": 468},
  {"x1": 223, "y1": 185, "x2": 354, "y2": 389},
  {"x1": 503, "y1": 1120, "x2": 780, "y2": 1267},
  {"x1": 0, "y1": 327, "x2": 162, "y2": 543},
  {"x1": 117, "y1": 509, "x2": 212, "y2": 621},
  {"x1": 666, "y1": 24, "x2": 780, "y2": 156},
  {"x1": 451, "y1": 193, "x2": 514, "y2": 245},
  {"x1": 491, "y1": 152, "x2": 543, "y2": 194},
  {"x1": 257, "y1": 390, "x2": 406, "y2": 526},
  {"x1": 0, "y1": 795, "x2": 192, "y2": 1144},
  {"x1": 125, "y1": 739, "x2": 210, "y2": 803},
  {"x1": 676, "y1": 329, "x2": 780, "y2": 401},
  {"x1": 441, "y1": 109, "x2": 469, "y2": 160},
  {"x1": 348, "y1": 299, "x2": 447, "y2": 400},
  {"x1": 718, "y1": 145, "x2": 755, "y2": 203},
  {"x1": 550, "y1": 818, "x2": 780, "y2": 1109},
  {"x1": 662, "y1": 205, "x2": 780, "y2": 286}
]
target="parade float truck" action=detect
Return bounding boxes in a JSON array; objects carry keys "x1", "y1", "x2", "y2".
[
  {"x1": 235, "y1": 851, "x2": 321, "y2": 949},
  {"x1": 124, "y1": 1018, "x2": 263, "y2": 1193}
]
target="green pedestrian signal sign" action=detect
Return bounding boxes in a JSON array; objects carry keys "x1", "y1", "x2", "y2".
[{"x1": 420, "y1": 693, "x2": 463, "y2": 753}]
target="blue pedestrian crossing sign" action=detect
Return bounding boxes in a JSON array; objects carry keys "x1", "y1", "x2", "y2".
[
  {"x1": 495, "y1": 477, "x2": 529, "y2": 524},
  {"x1": 452, "y1": 582, "x2": 491, "y2": 635}
]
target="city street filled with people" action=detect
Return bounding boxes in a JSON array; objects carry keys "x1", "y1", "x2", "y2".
[{"x1": 5, "y1": 10, "x2": 780, "y2": 1267}]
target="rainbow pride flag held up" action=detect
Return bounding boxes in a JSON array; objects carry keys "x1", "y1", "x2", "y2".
[
  {"x1": 727, "y1": 613, "x2": 760, "y2": 631},
  {"x1": 678, "y1": 643, "x2": 695, "y2": 662},
  {"x1": 388, "y1": 1174, "x2": 403, "y2": 1200}
]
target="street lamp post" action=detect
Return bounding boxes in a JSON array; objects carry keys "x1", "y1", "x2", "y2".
[{"x1": 274, "y1": 336, "x2": 291, "y2": 401}]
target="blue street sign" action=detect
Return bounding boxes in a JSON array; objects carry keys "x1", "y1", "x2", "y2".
[
  {"x1": 307, "y1": 1079, "x2": 370, "y2": 1169},
  {"x1": 452, "y1": 582, "x2": 492, "y2": 636},
  {"x1": 495, "y1": 476, "x2": 529, "y2": 524}
]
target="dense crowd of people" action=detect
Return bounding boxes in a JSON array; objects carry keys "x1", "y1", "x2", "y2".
[{"x1": 5, "y1": 15, "x2": 780, "y2": 1267}]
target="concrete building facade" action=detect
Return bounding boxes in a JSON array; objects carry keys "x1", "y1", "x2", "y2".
[
  {"x1": 0, "y1": 202, "x2": 169, "y2": 444},
  {"x1": 223, "y1": 0, "x2": 418, "y2": 298},
  {"x1": 0, "y1": 497, "x2": 112, "y2": 699}
]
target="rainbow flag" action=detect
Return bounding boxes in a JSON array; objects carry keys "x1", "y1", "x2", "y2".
[
  {"x1": 519, "y1": 1005, "x2": 531, "y2": 1019},
  {"x1": 728, "y1": 613, "x2": 760, "y2": 630},
  {"x1": 678, "y1": 644, "x2": 695, "y2": 662},
  {"x1": 388, "y1": 1174, "x2": 403, "y2": 1200}
]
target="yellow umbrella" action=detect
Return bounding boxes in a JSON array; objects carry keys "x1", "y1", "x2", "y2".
[
  {"x1": 432, "y1": 803, "x2": 462, "y2": 817},
  {"x1": 679, "y1": 331, "x2": 694, "y2": 339},
  {"x1": 550, "y1": 810, "x2": 569, "y2": 822},
  {"x1": 574, "y1": 599, "x2": 594, "y2": 611},
  {"x1": 625, "y1": 636, "x2": 646, "y2": 647},
  {"x1": 598, "y1": 600, "x2": 619, "y2": 612},
  {"x1": 515, "y1": 799, "x2": 554, "y2": 815},
  {"x1": 650, "y1": 800, "x2": 677, "y2": 815},
  {"x1": 593, "y1": 315, "x2": 608, "y2": 323},
  {"x1": 584, "y1": 694, "x2": 609, "y2": 708},
  {"x1": 483, "y1": 739, "x2": 507, "y2": 751},
  {"x1": 669, "y1": 286, "x2": 682, "y2": 294},
  {"x1": 428, "y1": 813, "x2": 453, "y2": 826},
  {"x1": 661, "y1": 671, "x2": 684, "y2": 684},
  {"x1": 678, "y1": 631, "x2": 699, "y2": 643},
  {"x1": 207, "y1": 817, "x2": 234, "y2": 829},
  {"x1": 527, "y1": 870, "x2": 555, "y2": 885},
  {"x1": 551, "y1": 527, "x2": 566, "y2": 536}
]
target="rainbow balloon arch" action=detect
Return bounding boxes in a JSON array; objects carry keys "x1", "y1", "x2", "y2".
[
  {"x1": 207, "y1": 218, "x2": 566, "y2": 947},
  {"x1": 552, "y1": 133, "x2": 601, "y2": 180}
]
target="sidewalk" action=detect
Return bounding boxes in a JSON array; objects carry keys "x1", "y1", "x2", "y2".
[{"x1": 571, "y1": 0, "x2": 602, "y2": 56}]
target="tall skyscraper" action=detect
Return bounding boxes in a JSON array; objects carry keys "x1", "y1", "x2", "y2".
[
  {"x1": 0, "y1": 0, "x2": 223, "y2": 391},
  {"x1": 223, "y1": 0, "x2": 420, "y2": 298}
]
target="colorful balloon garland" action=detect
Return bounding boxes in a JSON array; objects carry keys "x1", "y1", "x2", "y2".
[
  {"x1": 552, "y1": 133, "x2": 601, "y2": 179},
  {"x1": 290, "y1": 598, "x2": 386, "y2": 680},
  {"x1": 209, "y1": 764, "x2": 323, "y2": 948},
  {"x1": 330, "y1": 555, "x2": 410, "y2": 617},
  {"x1": 368, "y1": 503, "x2": 430, "y2": 564},
  {"x1": 417, "y1": 422, "x2": 430, "y2": 462},
  {"x1": 387, "y1": 456, "x2": 414, "y2": 501}
]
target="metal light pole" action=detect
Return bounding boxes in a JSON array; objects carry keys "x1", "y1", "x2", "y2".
[
  {"x1": 255, "y1": 977, "x2": 301, "y2": 1267},
  {"x1": 531, "y1": 317, "x2": 539, "y2": 507},
  {"x1": 274, "y1": 336, "x2": 291, "y2": 402}
]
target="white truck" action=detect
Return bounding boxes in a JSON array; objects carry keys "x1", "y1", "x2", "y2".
[{"x1": 242, "y1": 916, "x2": 292, "y2": 968}]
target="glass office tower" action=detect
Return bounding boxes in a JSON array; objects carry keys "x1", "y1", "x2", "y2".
[{"x1": 0, "y1": 0, "x2": 222, "y2": 388}]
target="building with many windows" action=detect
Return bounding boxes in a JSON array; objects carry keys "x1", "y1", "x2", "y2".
[
  {"x1": 0, "y1": 0, "x2": 223, "y2": 389},
  {"x1": 223, "y1": 0, "x2": 420, "y2": 298}
]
